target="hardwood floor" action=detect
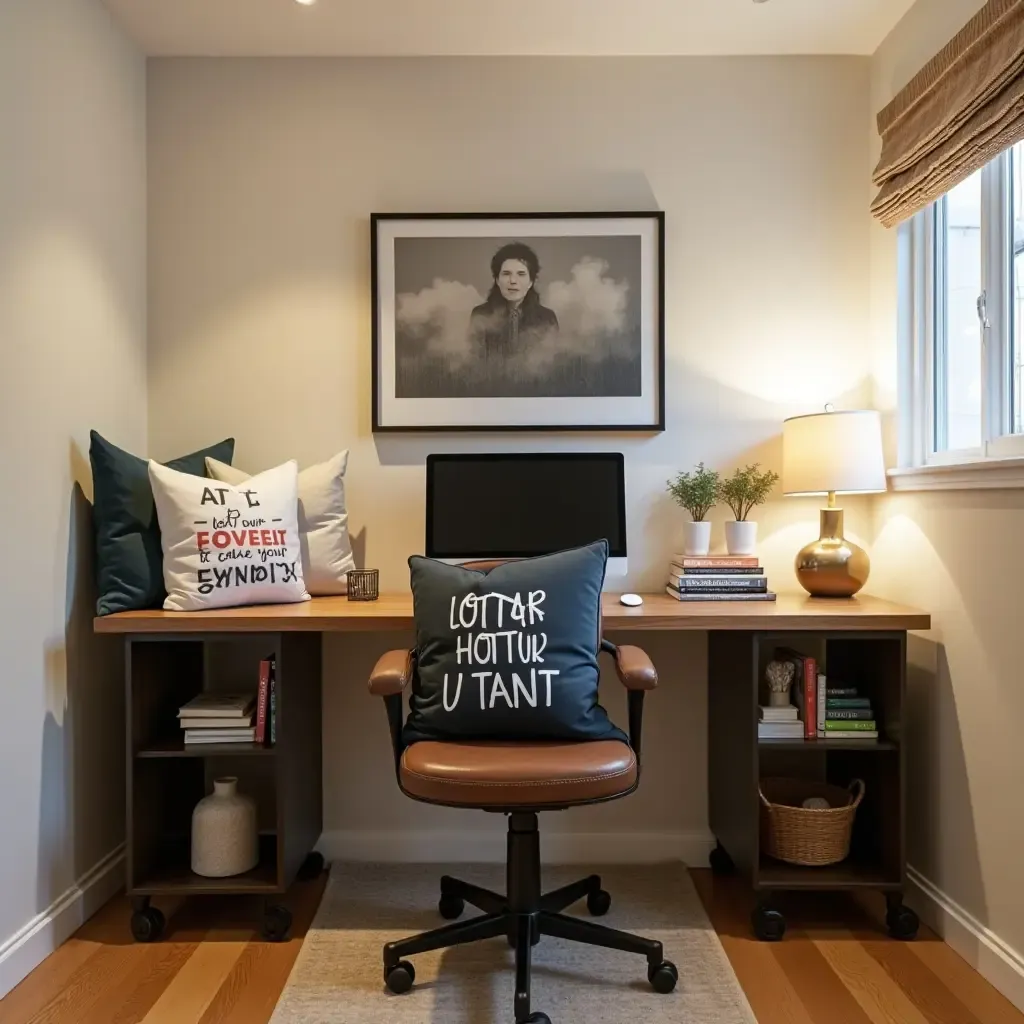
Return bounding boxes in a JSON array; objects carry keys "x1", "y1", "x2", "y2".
[{"x1": 1, "y1": 869, "x2": 1021, "y2": 1024}]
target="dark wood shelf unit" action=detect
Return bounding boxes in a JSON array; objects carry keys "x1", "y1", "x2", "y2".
[
  {"x1": 125, "y1": 632, "x2": 322, "y2": 911},
  {"x1": 709, "y1": 629, "x2": 911, "y2": 934}
]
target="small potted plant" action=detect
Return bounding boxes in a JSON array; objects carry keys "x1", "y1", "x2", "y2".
[
  {"x1": 718, "y1": 463, "x2": 780, "y2": 556},
  {"x1": 667, "y1": 463, "x2": 719, "y2": 556}
]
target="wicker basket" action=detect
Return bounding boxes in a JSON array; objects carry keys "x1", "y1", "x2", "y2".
[{"x1": 759, "y1": 777, "x2": 865, "y2": 867}]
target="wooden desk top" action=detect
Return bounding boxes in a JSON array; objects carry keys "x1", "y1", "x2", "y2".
[{"x1": 94, "y1": 593, "x2": 930, "y2": 635}]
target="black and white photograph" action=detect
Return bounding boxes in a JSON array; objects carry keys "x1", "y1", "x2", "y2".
[{"x1": 372, "y1": 213, "x2": 664, "y2": 431}]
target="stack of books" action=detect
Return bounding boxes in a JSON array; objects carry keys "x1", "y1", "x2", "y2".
[
  {"x1": 178, "y1": 693, "x2": 257, "y2": 745},
  {"x1": 666, "y1": 555, "x2": 776, "y2": 602},
  {"x1": 824, "y1": 687, "x2": 879, "y2": 739},
  {"x1": 758, "y1": 704, "x2": 803, "y2": 739}
]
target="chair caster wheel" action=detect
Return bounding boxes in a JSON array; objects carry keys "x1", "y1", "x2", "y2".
[
  {"x1": 709, "y1": 842, "x2": 735, "y2": 876},
  {"x1": 524, "y1": 1014, "x2": 551, "y2": 1024},
  {"x1": 384, "y1": 960, "x2": 416, "y2": 994},
  {"x1": 648, "y1": 959, "x2": 679, "y2": 993},
  {"x1": 438, "y1": 894, "x2": 465, "y2": 920},
  {"x1": 297, "y1": 851, "x2": 325, "y2": 881},
  {"x1": 586, "y1": 889, "x2": 611, "y2": 916},
  {"x1": 130, "y1": 906, "x2": 165, "y2": 943},
  {"x1": 886, "y1": 902, "x2": 919, "y2": 940},
  {"x1": 752, "y1": 905, "x2": 786, "y2": 942},
  {"x1": 261, "y1": 905, "x2": 292, "y2": 942}
]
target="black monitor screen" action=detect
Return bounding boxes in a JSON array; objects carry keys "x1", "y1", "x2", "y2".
[{"x1": 426, "y1": 453, "x2": 626, "y2": 559}]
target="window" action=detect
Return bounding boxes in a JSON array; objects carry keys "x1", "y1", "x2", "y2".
[{"x1": 900, "y1": 140, "x2": 1024, "y2": 476}]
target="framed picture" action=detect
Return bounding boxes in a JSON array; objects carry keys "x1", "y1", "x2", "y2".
[{"x1": 371, "y1": 212, "x2": 665, "y2": 432}]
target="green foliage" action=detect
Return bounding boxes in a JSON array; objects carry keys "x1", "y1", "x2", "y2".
[
  {"x1": 718, "y1": 464, "x2": 780, "y2": 521},
  {"x1": 667, "y1": 462, "x2": 719, "y2": 522}
]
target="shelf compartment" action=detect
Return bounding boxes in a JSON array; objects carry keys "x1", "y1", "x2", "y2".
[
  {"x1": 132, "y1": 833, "x2": 280, "y2": 896},
  {"x1": 758, "y1": 738, "x2": 897, "y2": 751},
  {"x1": 137, "y1": 737, "x2": 276, "y2": 758},
  {"x1": 758, "y1": 855, "x2": 900, "y2": 891}
]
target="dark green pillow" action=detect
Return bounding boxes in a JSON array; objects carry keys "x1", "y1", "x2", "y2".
[
  {"x1": 404, "y1": 540, "x2": 626, "y2": 745},
  {"x1": 91, "y1": 431, "x2": 235, "y2": 615}
]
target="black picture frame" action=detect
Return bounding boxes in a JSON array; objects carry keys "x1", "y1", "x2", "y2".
[{"x1": 371, "y1": 211, "x2": 665, "y2": 433}]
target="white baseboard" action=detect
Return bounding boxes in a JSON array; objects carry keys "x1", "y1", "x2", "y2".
[
  {"x1": 907, "y1": 864, "x2": 1024, "y2": 1013},
  {"x1": 0, "y1": 844, "x2": 125, "y2": 1000},
  {"x1": 318, "y1": 829, "x2": 715, "y2": 866}
]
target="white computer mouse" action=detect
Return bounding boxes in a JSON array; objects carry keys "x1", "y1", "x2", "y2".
[{"x1": 619, "y1": 593, "x2": 644, "y2": 607}]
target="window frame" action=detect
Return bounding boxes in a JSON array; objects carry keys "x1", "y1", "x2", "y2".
[{"x1": 893, "y1": 147, "x2": 1024, "y2": 491}]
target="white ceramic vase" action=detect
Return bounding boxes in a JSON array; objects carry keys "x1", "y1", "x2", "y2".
[
  {"x1": 683, "y1": 520, "x2": 712, "y2": 557},
  {"x1": 725, "y1": 520, "x2": 758, "y2": 556},
  {"x1": 191, "y1": 777, "x2": 258, "y2": 878}
]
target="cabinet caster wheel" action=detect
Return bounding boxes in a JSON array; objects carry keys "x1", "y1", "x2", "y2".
[
  {"x1": 384, "y1": 960, "x2": 416, "y2": 994},
  {"x1": 130, "y1": 906, "x2": 165, "y2": 943},
  {"x1": 886, "y1": 903, "x2": 920, "y2": 940},
  {"x1": 438, "y1": 894, "x2": 465, "y2": 920},
  {"x1": 709, "y1": 842, "x2": 735, "y2": 876},
  {"x1": 586, "y1": 889, "x2": 611, "y2": 916},
  {"x1": 752, "y1": 905, "x2": 786, "y2": 942},
  {"x1": 648, "y1": 959, "x2": 679, "y2": 994},
  {"x1": 261, "y1": 905, "x2": 292, "y2": 942},
  {"x1": 524, "y1": 1014, "x2": 551, "y2": 1024},
  {"x1": 297, "y1": 851, "x2": 325, "y2": 881}
]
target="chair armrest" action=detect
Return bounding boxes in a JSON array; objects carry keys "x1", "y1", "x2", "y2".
[
  {"x1": 601, "y1": 640, "x2": 658, "y2": 691},
  {"x1": 368, "y1": 649, "x2": 415, "y2": 697}
]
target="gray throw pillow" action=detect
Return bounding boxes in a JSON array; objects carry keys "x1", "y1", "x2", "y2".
[{"x1": 404, "y1": 540, "x2": 626, "y2": 745}]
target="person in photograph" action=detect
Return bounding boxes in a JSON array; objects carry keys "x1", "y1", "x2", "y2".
[{"x1": 468, "y1": 242, "x2": 559, "y2": 358}]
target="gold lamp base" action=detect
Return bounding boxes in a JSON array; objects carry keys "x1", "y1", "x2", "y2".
[{"x1": 795, "y1": 504, "x2": 869, "y2": 598}]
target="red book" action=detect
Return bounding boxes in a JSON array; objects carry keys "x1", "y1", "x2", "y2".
[
  {"x1": 801, "y1": 657, "x2": 817, "y2": 739},
  {"x1": 674, "y1": 556, "x2": 759, "y2": 568},
  {"x1": 254, "y1": 659, "x2": 271, "y2": 744}
]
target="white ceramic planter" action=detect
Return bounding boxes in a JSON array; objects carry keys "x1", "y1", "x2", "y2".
[
  {"x1": 683, "y1": 520, "x2": 712, "y2": 557},
  {"x1": 191, "y1": 777, "x2": 258, "y2": 878},
  {"x1": 725, "y1": 520, "x2": 758, "y2": 556}
]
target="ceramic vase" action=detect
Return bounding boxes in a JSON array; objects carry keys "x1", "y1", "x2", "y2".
[
  {"x1": 683, "y1": 520, "x2": 712, "y2": 557},
  {"x1": 725, "y1": 520, "x2": 757, "y2": 556},
  {"x1": 191, "y1": 777, "x2": 258, "y2": 878}
]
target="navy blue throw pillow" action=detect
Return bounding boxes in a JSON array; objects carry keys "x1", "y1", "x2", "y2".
[
  {"x1": 404, "y1": 540, "x2": 626, "y2": 745},
  {"x1": 91, "y1": 430, "x2": 235, "y2": 615}
]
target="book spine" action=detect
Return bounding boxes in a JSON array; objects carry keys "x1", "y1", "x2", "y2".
[
  {"x1": 802, "y1": 658, "x2": 817, "y2": 739},
  {"x1": 670, "y1": 565, "x2": 764, "y2": 576},
  {"x1": 826, "y1": 709, "x2": 875, "y2": 720},
  {"x1": 825, "y1": 731, "x2": 879, "y2": 739},
  {"x1": 269, "y1": 660, "x2": 277, "y2": 746},
  {"x1": 668, "y1": 576, "x2": 767, "y2": 591},
  {"x1": 675, "y1": 556, "x2": 759, "y2": 568},
  {"x1": 816, "y1": 672, "x2": 826, "y2": 738},
  {"x1": 664, "y1": 587, "x2": 776, "y2": 601},
  {"x1": 826, "y1": 687, "x2": 858, "y2": 697},
  {"x1": 255, "y1": 659, "x2": 270, "y2": 745},
  {"x1": 827, "y1": 698, "x2": 872, "y2": 709},
  {"x1": 824, "y1": 719, "x2": 877, "y2": 731}
]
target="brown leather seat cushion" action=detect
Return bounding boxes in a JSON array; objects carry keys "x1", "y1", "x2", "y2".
[{"x1": 400, "y1": 740, "x2": 638, "y2": 808}]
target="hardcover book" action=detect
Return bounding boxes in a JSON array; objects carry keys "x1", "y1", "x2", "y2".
[
  {"x1": 664, "y1": 586, "x2": 776, "y2": 602},
  {"x1": 826, "y1": 697, "x2": 872, "y2": 709},
  {"x1": 666, "y1": 574, "x2": 768, "y2": 591},
  {"x1": 824, "y1": 719, "x2": 877, "y2": 731},
  {"x1": 672, "y1": 556, "x2": 760, "y2": 569}
]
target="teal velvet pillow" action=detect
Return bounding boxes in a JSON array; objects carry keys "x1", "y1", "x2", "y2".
[{"x1": 91, "y1": 431, "x2": 235, "y2": 615}]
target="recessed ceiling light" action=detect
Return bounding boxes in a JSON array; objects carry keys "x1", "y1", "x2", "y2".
[{"x1": 294, "y1": 0, "x2": 316, "y2": 5}]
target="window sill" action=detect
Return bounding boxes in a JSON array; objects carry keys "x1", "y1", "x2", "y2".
[{"x1": 888, "y1": 457, "x2": 1024, "y2": 491}]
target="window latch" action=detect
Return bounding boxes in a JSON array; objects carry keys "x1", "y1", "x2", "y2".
[{"x1": 977, "y1": 291, "x2": 991, "y2": 330}]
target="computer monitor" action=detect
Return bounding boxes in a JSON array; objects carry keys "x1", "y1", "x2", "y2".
[{"x1": 425, "y1": 453, "x2": 627, "y2": 576}]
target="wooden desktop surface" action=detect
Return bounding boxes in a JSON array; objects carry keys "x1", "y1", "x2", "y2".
[{"x1": 94, "y1": 592, "x2": 930, "y2": 634}]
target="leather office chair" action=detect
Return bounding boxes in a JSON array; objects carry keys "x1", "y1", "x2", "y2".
[{"x1": 367, "y1": 582, "x2": 678, "y2": 1024}]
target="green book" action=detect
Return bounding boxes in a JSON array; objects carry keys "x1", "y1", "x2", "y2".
[
  {"x1": 826, "y1": 698, "x2": 871, "y2": 709},
  {"x1": 824, "y1": 719, "x2": 877, "y2": 731}
]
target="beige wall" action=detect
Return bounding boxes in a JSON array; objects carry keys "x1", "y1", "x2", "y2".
[
  {"x1": 868, "y1": 0, "x2": 1024, "y2": 1002},
  {"x1": 148, "y1": 55, "x2": 872, "y2": 858},
  {"x1": 0, "y1": 0, "x2": 146, "y2": 994}
]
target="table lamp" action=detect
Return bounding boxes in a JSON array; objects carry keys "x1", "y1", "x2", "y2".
[{"x1": 782, "y1": 408, "x2": 886, "y2": 597}]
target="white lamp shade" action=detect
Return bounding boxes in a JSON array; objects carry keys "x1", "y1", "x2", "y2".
[{"x1": 782, "y1": 410, "x2": 886, "y2": 495}]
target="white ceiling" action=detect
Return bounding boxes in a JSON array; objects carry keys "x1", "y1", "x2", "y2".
[{"x1": 102, "y1": 0, "x2": 917, "y2": 57}]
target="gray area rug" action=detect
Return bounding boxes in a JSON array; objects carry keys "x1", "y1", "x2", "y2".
[{"x1": 271, "y1": 863, "x2": 756, "y2": 1023}]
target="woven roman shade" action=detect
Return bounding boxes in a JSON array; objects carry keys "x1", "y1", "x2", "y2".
[{"x1": 871, "y1": 0, "x2": 1024, "y2": 227}]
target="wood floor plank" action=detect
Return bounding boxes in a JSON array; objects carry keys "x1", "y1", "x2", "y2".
[
  {"x1": 692, "y1": 871, "x2": 816, "y2": 1024},
  {"x1": 813, "y1": 931, "x2": 933, "y2": 1024}
]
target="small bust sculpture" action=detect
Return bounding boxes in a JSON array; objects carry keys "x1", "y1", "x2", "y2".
[{"x1": 765, "y1": 659, "x2": 796, "y2": 707}]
